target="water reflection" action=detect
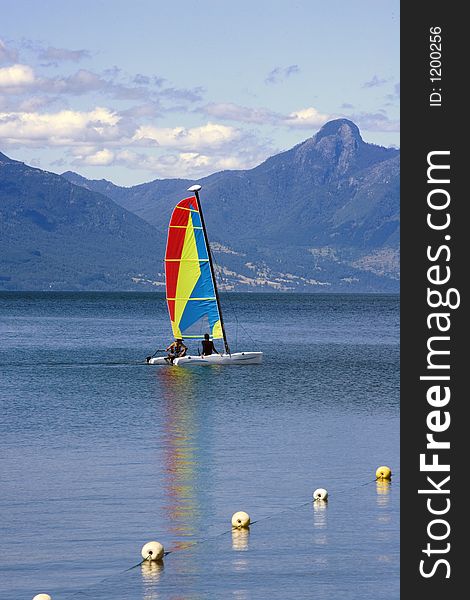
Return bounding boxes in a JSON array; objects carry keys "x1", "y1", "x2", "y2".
[
  {"x1": 376, "y1": 480, "x2": 391, "y2": 507},
  {"x1": 232, "y1": 589, "x2": 249, "y2": 599},
  {"x1": 232, "y1": 527, "x2": 250, "y2": 551},
  {"x1": 156, "y1": 368, "x2": 213, "y2": 552},
  {"x1": 375, "y1": 480, "x2": 393, "y2": 562},
  {"x1": 231, "y1": 525, "x2": 250, "y2": 573},
  {"x1": 312, "y1": 500, "x2": 328, "y2": 546},
  {"x1": 376, "y1": 480, "x2": 392, "y2": 527},
  {"x1": 141, "y1": 559, "x2": 164, "y2": 581},
  {"x1": 141, "y1": 560, "x2": 164, "y2": 600}
]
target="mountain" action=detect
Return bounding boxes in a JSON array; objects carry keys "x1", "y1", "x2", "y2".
[
  {"x1": 0, "y1": 152, "x2": 165, "y2": 290},
  {"x1": 62, "y1": 119, "x2": 400, "y2": 292},
  {"x1": 0, "y1": 119, "x2": 399, "y2": 292}
]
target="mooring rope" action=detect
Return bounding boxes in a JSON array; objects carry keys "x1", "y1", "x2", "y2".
[{"x1": 61, "y1": 471, "x2": 397, "y2": 598}]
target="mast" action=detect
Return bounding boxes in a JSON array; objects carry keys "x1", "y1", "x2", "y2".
[{"x1": 188, "y1": 184, "x2": 231, "y2": 355}]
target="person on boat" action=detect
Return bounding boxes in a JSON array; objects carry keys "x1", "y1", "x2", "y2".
[
  {"x1": 165, "y1": 338, "x2": 187, "y2": 364},
  {"x1": 201, "y1": 333, "x2": 219, "y2": 357}
]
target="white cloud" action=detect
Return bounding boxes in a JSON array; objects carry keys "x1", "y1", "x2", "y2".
[
  {"x1": 70, "y1": 136, "x2": 275, "y2": 178},
  {"x1": 283, "y1": 107, "x2": 330, "y2": 128},
  {"x1": 117, "y1": 150, "x2": 255, "y2": 178},
  {"x1": 199, "y1": 102, "x2": 331, "y2": 130},
  {"x1": 76, "y1": 148, "x2": 115, "y2": 165},
  {"x1": 0, "y1": 64, "x2": 35, "y2": 89},
  {"x1": 133, "y1": 122, "x2": 241, "y2": 151},
  {"x1": 0, "y1": 107, "x2": 122, "y2": 146},
  {"x1": 0, "y1": 62, "x2": 205, "y2": 106},
  {"x1": 0, "y1": 107, "x2": 268, "y2": 174}
]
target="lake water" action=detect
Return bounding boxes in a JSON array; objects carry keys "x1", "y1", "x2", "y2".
[{"x1": 0, "y1": 292, "x2": 399, "y2": 600}]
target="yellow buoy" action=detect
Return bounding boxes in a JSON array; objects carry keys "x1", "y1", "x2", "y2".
[
  {"x1": 32, "y1": 595, "x2": 52, "y2": 600},
  {"x1": 141, "y1": 540, "x2": 164, "y2": 561},
  {"x1": 231, "y1": 511, "x2": 250, "y2": 528},
  {"x1": 313, "y1": 488, "x2": 328, "y2": 502},
  {"x1": 376, "y1": 466, "x2": 392, "y2": 480}
]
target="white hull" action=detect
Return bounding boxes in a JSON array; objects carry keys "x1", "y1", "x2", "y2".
[{"x1": 147, "y1": 352, "x2": 262, "y2": 366}]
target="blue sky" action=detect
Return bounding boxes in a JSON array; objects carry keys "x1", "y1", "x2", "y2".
[{"x1": 1, "y1": 0, "x2": 399, "y2": 186}]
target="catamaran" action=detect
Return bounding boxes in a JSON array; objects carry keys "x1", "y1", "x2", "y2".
[{"x1": 146, "y1": 185, "x2": 263, "y2": 366}]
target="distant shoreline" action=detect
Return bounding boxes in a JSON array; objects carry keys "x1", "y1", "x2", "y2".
[{"x1": 0, "y1": 289, "x2": 400, "y2": 296}]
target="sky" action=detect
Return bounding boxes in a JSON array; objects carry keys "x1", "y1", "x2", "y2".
[{"x1": 0, "y1": 0, "x2": 399, "y2": 186}]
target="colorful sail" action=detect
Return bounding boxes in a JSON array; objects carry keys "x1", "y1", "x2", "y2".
[{"x1": 165, "y1": 196, "x2": 223, "y2": 340}]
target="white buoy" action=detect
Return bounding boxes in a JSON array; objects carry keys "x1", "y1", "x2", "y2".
[
  {"x1": 141, "y1": 540, "x2": 164, "y2": 561},
  {"x1": 32, "y1": 595, "x2": 52, "y2": 600},
  {"x1": 313, "y1": 488, "x2": 328, "y2": 502},
  {"x1": 231, "y1": 511, "x2": 250, "y2": 528}
]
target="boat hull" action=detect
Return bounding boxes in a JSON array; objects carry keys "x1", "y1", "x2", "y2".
[{"x1": 147, "y1": 352, "x2": 263, "y2": 366}]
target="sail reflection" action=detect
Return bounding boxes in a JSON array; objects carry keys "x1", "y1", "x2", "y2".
[{"x1": 156, "y1": 367, "x2": 212, "y2": 552}]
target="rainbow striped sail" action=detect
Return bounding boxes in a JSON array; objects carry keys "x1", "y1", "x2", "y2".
[{"x1": 165, "y1": 196, "x2": 223, "y2": 340}]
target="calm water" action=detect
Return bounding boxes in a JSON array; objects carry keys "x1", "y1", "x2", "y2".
[{"x1": 0, "y1": 292, "x2": 399, "y2": 600}]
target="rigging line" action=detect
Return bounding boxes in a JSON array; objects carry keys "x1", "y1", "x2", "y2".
[
  {"x1": 235, "y1": 318, "x2": 262, "y2": 350},
  {"x1": 210, "y1": 248, "x2": 261, "y2": 351},
  {"x1": 209, "y1": 251, "x2": 263, "y2": 348}
]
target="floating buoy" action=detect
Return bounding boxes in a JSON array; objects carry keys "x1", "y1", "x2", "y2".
[
  {"x1": 376, "y1": 466, "x2": 392, "y2": 480},
  {"x1": 231, "y1": 511, "x2": 250, "y2": 528},
  {"x1": 141, "y1": 540, "x2": 164, "y2": 561},
  {"x1": 313, "y1": 488, "x2": 328, "y2": 502},
  {"x1": 32, "y1": 595, "x2": 52, "y2": 600}
]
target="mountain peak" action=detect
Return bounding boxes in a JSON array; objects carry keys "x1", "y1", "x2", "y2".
[
  {"x1": 314, "y1": 119, "x2": 363, "y2": 144},
  {"x1": 288, "y1": 119, "x2": 395, "y2": 181}
]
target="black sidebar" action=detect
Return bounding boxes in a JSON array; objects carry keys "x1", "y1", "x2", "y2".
[{"x1": 401, "y1": 3, "x2": 465, "y2": 597}]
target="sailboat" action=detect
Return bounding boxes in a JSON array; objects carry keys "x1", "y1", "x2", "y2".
[{"x1": 147, "y1": 185, "x2": 263, "y2": 366}]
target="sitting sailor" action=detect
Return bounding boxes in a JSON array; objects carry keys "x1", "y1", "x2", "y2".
[
  {"x1": 201, "y1": 333, "x2": 219, "y2": 356},
  {"x1": 165, "y1": 338, "x2": 187, "y2": 363}
]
